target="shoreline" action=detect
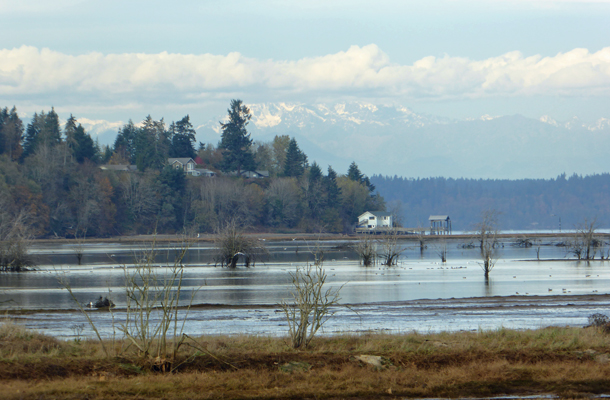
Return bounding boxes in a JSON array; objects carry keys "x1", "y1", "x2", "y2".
[
  {"x1": 27, "y1": 231, "x2": 608, "y2": 245},
  {"x1": 6, "y1": 292, "x2": 609, "y2": 317}
]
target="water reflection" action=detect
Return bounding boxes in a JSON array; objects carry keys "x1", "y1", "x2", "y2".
[{"x1": 2, "y1": 238, "x2": 610, "y2": 312}]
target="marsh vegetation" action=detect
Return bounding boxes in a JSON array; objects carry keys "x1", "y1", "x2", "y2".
[{"x1": 3, "y1": 320, "x2": 610, "y2": 399}]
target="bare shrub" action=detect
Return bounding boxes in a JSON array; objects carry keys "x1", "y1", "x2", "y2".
[
  {"x1": 377, "y1": 229, "x2": 407, "y2": 266},
  {"x1": 214, "y1": 220, "x2": 267, "y2": 268},
  {"x1": 120, "y1": 239, "x2": 195, "y2": 365},
  {"x1": 355, "y1": 235, "x2": 376, "y2": 266},
  {"x1": 436, "y1": 239, "x2": 447, "y2": 263},
  {"x1": 0, "y1": 210, "x2": 34, "y2": 272},
  {"x1": 513, "y1": 236, "x2": 532, "y2": 248},
  {"x1": 281, "y1": 264, "x2": 343, "y2": 349},
  {"x1": 588, "y1": 313, "x2": 609, "y2": 328},
  {"x1": 73, "y1": 229, "x2": 87, "y2": 265},
  {"x1": 569, "y1": 218, "x2": 600, "y2": 260},
  {"x1": 474, "y1": 210, "x2": 500, "y2": 278},
  {"x1": 59, "y1": 276, "x2": 110, "y2": 357},
  {"x1": 61, "y1": 237, "x2": 197, "y2": 367},
  {"x1": 416, "y1": 226, "x2": 426, "y2": 253}
]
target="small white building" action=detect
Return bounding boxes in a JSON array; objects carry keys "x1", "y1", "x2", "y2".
[{"x1": 357, "y1": 211, "x2": 393, "y2": 229}]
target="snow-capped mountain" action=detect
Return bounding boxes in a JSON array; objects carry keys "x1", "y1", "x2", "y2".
[
  {"x1": 79, "y1": 101, "x2": 610, "y2": 179},
  {"x1": 539, "y1": 115, "x2": 610, "y2": 131}
]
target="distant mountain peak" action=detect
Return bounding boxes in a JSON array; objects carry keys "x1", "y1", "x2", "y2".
[{"x1": 539, "y1": 115, "x2": 610, "y2": 131}]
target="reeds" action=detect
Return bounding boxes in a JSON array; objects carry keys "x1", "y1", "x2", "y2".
[{"x1": 3, "y1": 324, "x2": 610, "y2": 399}]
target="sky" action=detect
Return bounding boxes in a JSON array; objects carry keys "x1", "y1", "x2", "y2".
[{"x1": 1, "y1": 0, "x2": 610, "y2": 129}]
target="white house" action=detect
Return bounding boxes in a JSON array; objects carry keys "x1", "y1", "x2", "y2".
[
  {"x1": 167, "y1": 158, "x2": 198, "y2": 176},
  {"x1": 357, "y1": 211, "x2": 393, "y2": 229}
]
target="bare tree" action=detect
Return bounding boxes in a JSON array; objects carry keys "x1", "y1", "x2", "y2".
[
  {"x1": 194, "y1": 178, "x2": 259, "y2": 232},
  {"x1": 416, "y1": 225, "x2": 427, "y2": 253},
  {"x1": 436, "y1": 238, "x2": 447, "y2": 263},
  {"x1": 377, "y1": 229, "x2": 407, "y2": 266},
  {"x1": 569, "y1": 218, "x2": 600, "y2": 260},
  {"x1": 473, "y1": 210, "x2": 500, "y2": 279},
  {"x1": 354, "y1": 235, "x2": 376, "y2": 266},
  {"x1": 0, "y1": 206, "x2": 33, "y2": 272},
  {"x1": 281, "y1": 264, "x2": 342, "y2": 349},
  {"x1": 214, "y1": 220, "x2": 267, "y2": 268}
]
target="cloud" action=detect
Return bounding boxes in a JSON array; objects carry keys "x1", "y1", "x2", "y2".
[{"x1": 1, "y1": 45, "x2": 610, "y2": 107}]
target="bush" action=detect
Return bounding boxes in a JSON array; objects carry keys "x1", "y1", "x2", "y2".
[
  {"x1": 587, "y1": 313, "x2": 609, "y2": 327},
  {"x1": 281, "y1": 264, "x2": 343, "y2": 349},
  {"x1": 214, "y1": 220, "x2": 267, "y2": 268}
]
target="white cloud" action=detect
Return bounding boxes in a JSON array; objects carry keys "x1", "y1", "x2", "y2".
[{"x1": 1, "y1": 45, "x2": 610, "y2": 106}]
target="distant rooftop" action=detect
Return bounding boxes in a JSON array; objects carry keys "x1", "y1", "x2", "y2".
[{"x1": 429, "y1": 215, "x2": 450, "y2": 221}]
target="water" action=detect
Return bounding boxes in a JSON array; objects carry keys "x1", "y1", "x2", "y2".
[{"x1": 2, "y1": 237, "x2": 609, "y2": 338}]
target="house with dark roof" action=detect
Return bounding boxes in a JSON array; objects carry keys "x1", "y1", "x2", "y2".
[
  {"x1": 168, "y1": 158, "x2": 199, "y2": 176},
  {"x1": 357, "y1": 211, "x2": 393, "y2": 229}
]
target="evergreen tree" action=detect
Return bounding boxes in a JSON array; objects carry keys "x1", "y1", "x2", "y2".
[
  {"x1": 347, "y1": 161, "x2": 375, "y2": 192},
  {"x1": 42, "y1": 108, "x2": 62, "y2": 147},
  {"x1": 0, "y1": 107, "x2": 22, "y2": 159},
  {"x1": 325, "y1": 166, "x2": 342, "y2": 207},
  {"x1": 322, "y1": 166, "x2": 343, "y2": 232},
  {"x1": 157, "y1": 165, "x2": 186, "y2": 231},
  {"x1": 73, "y1": 124, "x2": 98, "y2": 163},
  {"x1": 21, "y1": 109, "x2": 62, "y2": 159},
  {"x1": 306, "y1": 162, "x2": 324, "y2": 219},
  {"x1": 100, "y1": 144, "x2": 113, "y2": 164},
  {"x1": 0, "y1": 108, "x2": 6, "y2": 155},
  {"x1": 219, "y1": 99, "x2": 256, "y2": 174},
  {"x1": 64, "y1": 115, "x2": 78, "y2": 154},
  {"x1": 308, "y1": 162, "x2": 323, "y2": 184},
  {"x1": 169, "y1": 115, "x2": 197, "y2": 158},
  {"x1": 347, "y1": 161, "x2": 363, "y2": 182},
  {"x1": 135, "y1": 115, "x2": 168, "y2": 171},
  {"x1": 21, "y1": 112, "x2": 42, "y2": 159},
  {"x1": 113, "y1": 120, "x2": 138, "y2": 163},
  {"x1": 283, "y1": 137, "x2": 307, "y2": 177}
]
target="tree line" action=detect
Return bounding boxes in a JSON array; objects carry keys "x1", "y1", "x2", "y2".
[
  {"x1": 0, "y1": 101, "x2": 385, "y2": 239},
  {"x1": 372, "y1": 174, "x2": 610, "y2": 231}
]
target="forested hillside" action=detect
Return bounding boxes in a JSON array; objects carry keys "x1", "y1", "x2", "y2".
[
  {"x1": 0, "y1": 102, "x2": 384, "y2": 239},
  {"x1": 372, "y1": 174, "x2": 610, "y2": 231}
]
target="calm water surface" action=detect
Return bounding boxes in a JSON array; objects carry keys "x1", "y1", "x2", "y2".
[{"x1": 2, "y1": 237, "x2": 609, "y2": 338}]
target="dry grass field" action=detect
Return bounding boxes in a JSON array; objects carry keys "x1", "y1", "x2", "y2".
[{"x1": 2, "y1": 320, "x2": 610, "y2": 399}]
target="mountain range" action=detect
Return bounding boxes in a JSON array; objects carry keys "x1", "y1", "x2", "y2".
[{"x1": 88, "y1": 102, "x2": 610, "y2": 180}]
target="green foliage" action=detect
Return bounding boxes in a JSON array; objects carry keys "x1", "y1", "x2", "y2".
[
  {"x1": 283, "y1": 138, "x2": 307, "y2": 177},
  {"x1": 22, "y1": 109, "x2": 62, "y2": 159},
  {"x1": 219, "y1": 99, "x2": 256, "y2": 173},
  {"x1": 0, "y1": 105, "x2": 386, "y2": 238},
  {"x1": 113, "y1": 120, "x2": 138, "y2": 164},
  {"x1": 347, "y1": 161, "x2": 375, "y2": 192},
  {"x1": 73, "y1": 124, "x2": 99, "y2": 163},
  {"x1": 0, "y1": 107, "x2": 24, "y2": 161},
  {"x1": 156, "y1": 166, "x2": 186, "y2": 231},
  {"x1": 135, "y1": 116, "x2": 169, "y2": 171},
  {"x1": 325, "y1": 166, "x2": 341, "y2": 207},
  {"x1": 169, "y1": 115, "x2": 197, "y2": 159}
]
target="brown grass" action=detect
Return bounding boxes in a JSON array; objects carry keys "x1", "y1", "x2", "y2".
[{"x1": 2, "y1": 322, "x2": 610, "y2": 399}]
